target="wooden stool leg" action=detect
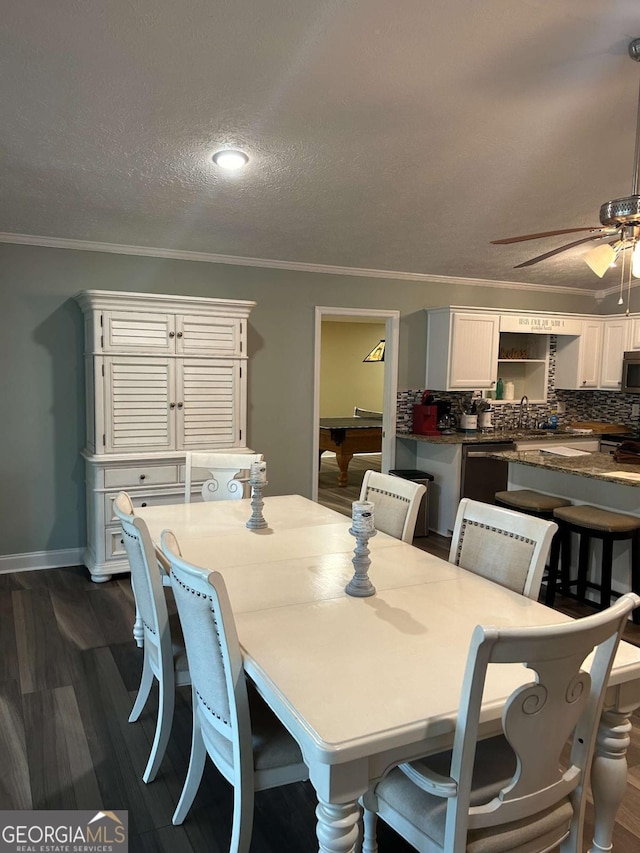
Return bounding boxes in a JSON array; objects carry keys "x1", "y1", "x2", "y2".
[
  {"x1": 546, "y1": 532, "x2": 561, "y2": 606},
  {"x1": 600, "y1": 536, "x2": 613, "y2": 612},
  {"x1": 577, "y1": 533, "x2": 590, "y2": 602},
  {"x1": 560, "y1": 525, "x2": 572, "y2": 596}
]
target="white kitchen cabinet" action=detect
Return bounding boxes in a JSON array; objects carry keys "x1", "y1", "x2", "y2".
[
  {"x1": 624, "y1": 316, "x2": 640, "y2": 351},
  {"x1": 554, "y1": 320, "x2": 603, "y2": 390},
  {"x1": 76, "y1": 290, "x2": 255, "y2": 581},
  {"x1": 599, "y1": 318, "x2": 630, "y2": 389},
  {"x1": 426, "y1": 309, "x2": 500, "y2": 391}
]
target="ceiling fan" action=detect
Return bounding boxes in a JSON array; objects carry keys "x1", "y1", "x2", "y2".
[{"x1": 491, "y1": 38, "x2": 640, "y2": 280}]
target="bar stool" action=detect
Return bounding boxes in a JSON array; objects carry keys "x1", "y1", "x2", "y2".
[
  {"x1": 495, "y1": 490, "x2": 570, "y2": 605},
  {"x1": 548, "y1": 504, "x2": 640, "y2": 625},
  {"x1": 495, "y1": 489, "x2": 571, "y2": 519}
]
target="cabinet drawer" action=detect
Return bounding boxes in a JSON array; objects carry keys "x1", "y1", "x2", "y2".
[
  {"x1": 107, "y1": 526, "x2": 127, "y2": 561},
  {"x1": 104, "y1": 464, "x2": 180, "y2": 488},
  {"x1": 105, "y1": 489, "x2": 185, "y2": 522}
]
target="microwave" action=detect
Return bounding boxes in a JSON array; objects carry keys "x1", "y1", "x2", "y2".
[{"x1": 622, "y1": 351, "x2": 640, "y2": 393}]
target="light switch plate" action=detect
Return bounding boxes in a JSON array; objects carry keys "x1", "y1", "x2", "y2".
[
  {"x1": 632, "y1": 403, "x2": 640, "y2": 418},
  {"x1": 556, "y1": 402, "x2": 566, "y2": 414}
]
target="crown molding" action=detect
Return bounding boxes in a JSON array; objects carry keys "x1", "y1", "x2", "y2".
[
  {"x1": 0, "y1": 231, "x2": 596, "y2": 297},
  {"x1": 596, "y1": 278, "x2": 640, "y2": 300}
]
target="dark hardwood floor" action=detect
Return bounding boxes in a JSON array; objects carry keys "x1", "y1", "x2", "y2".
[{"x1": 0, "y1": 462, "x2": 637, "y2": 851}]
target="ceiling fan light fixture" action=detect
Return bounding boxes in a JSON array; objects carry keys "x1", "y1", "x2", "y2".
[
  {"x1": 212, "y1": 149, "x2": 249, "y2": 170},
  {"x1": 583, "y1": 243, "x2": 616, "y2": 277}
]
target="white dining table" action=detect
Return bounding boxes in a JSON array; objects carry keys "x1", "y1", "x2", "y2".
[{"x1": 137, "y1": 495, "x2": 640, "y2": 853}]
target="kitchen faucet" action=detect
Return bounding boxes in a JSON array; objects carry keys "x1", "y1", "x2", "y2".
[{"x1": 518, "y1": 395, "x2": 529, "y2": 429}]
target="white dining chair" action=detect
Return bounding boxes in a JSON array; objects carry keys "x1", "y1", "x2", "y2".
[
  {"x1": 362, "y1": 592, "x2": 640, "y2": 853},
  {"x1": 113, "y1": 492, "x2": 191, "y2": 783},
  {"x1": 160, "y1": 530, "x2": 309, "y2": 849},
  {"x1": 449, "y1": 498, "x2": 558, "y2": 600},
  {"x1": 184, "y1": 451, "x2": 264, "y2": 503},
  {"x1": 360, "y1": 470, "x2": 426, "y2": 543}
]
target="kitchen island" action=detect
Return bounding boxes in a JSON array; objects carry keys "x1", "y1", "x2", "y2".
[
  {"x1": 489, "y1": 448, "x2": 640, "y2": 605},
  {"x1": 395, "y1": 430, "x2": 599, "y2": 536},
  {"x1": 488, "y1": 447, "x2": 640, "y2": 523}
]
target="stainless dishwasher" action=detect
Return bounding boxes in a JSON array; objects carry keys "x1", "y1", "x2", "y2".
[{"x1": 460, "y1": 442, "x2": 516, "y2": 504}]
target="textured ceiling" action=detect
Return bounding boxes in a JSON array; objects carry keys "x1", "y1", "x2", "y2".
[{"x1": 2, "y1": 0, "x2": 640, "y2": 293}]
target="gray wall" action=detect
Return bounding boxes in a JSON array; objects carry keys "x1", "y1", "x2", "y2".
[{"x1": 0, "y1": 242, "x2": 595, "y2": 559}]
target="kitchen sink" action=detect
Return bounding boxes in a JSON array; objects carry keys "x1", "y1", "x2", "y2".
[{"x1": 501, "y1": 428, "x2": 569, "y2": 439}]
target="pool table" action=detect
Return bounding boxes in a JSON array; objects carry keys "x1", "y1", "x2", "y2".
[{"x1": 319, "y1": 417, "x2": 382, "y2": 487}]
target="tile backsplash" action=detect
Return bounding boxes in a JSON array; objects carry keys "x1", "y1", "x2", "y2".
[{"x1": 398, "y1": 337, "x2": 640, "y2": 432}]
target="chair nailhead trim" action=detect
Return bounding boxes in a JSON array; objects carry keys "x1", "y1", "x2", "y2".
[
  {"x1": 172, "y1": 572, "x2": 231, "y2": 728},
  {"x1": 456, "y1": 519, "x2": 535, "y2": 564},
  {"x1": 366, "y1": 487, "x2": 410, "y2": 504}
]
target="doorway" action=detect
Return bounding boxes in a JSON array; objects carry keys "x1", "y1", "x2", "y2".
[{"x1": 312, "y1": 306, "x2": 400, "y2": 504}]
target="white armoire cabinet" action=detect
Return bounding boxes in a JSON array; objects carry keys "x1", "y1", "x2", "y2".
[{"x1": 76, "y1": 290, "x2": 255, "y2": 581}]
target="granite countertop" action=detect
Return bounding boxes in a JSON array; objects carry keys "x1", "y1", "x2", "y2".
[
  {"x1": 487, "y1": 449, "x2": 640, "y2": 487},
  {"x1": 397, "y1": 430, "x2": 599, "y2": 446}
]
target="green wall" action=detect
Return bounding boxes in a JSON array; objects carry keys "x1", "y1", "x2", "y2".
[{"x1": 0, "y1": 242, "x2": 595, "y2": 559}]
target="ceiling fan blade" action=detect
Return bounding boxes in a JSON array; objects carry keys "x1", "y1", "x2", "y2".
[
  {"x1": 491, "y1": 227, "x2": 603, "y2": 245},
  {"x1": 513, "y1": 234, "x2": 609, "y2": 268}
]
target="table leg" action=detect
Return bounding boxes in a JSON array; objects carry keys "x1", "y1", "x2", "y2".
[
  {"x1": 335, "y1": 449, "x2": 354, "y2": 487},
  {"x1": 316, "y1": 797, "x2": 360, "y2": 853},
  {"x1": 587, "y1": 709, "x2": 633, "y2": 853}
]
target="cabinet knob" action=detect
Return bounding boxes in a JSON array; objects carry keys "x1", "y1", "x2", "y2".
[
  {"x1": 139, "y1": 474, "x2": 146, "y2": 481},
  {"x1": 141, "y1": 502, "x2": 147, "y2": 507},
  {"x1": 177, "y1": 402, "x2": 184, "y2": 409},
  {"x1": 169, "y1": 331, "x2": 175, "y2": 338},
  {"x1": 177, "y1": 331, "x2": 183, "y2": 338},
  {"x1": 170, "y1": 402, "x2": 176, "y2": 409}
]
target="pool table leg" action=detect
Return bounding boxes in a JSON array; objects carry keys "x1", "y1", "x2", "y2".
[{"x1": 335, "y1": 449, "x2": 354, "y2": 487}]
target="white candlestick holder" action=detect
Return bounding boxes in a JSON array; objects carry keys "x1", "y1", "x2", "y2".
[
  {"x1": 246, "y1": 477, "x2": 269, "y2": 529},
  {"x1": 345, "y1": 526, "x2": 377, "y2": 597}
]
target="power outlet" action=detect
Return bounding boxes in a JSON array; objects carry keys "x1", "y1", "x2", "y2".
[
  {"x1": 632, "y1": 404, "x2": 640, "y2": 418},
  {"x1": 556, "y1": 402, "x2": 566, "y2": 414}
]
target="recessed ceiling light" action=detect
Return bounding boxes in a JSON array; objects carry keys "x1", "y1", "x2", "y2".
[{"x1": 212, "y1": 149, "x2": 249, "y2": 170}]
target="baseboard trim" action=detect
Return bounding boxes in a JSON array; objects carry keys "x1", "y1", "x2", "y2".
[{"x1": 0, "y1": 548, "x2": 85, "y2": 574}]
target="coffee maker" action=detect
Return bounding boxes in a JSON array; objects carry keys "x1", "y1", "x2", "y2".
[
  {"x1": 412, "y1": 403, "x2": 440, "y2": 435},
  {"x1": 412, "y1": 391, "x2": 439, "y2": 435},
  {"x1": 436, "y1": 400, "x2": 455, "y2": 433}
]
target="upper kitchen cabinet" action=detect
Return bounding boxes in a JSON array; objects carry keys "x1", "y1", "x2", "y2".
[
  {"x1": 555, "y1": 319, "x2": 603, "y2": 390},
  {"x1": 625, "y1": 316, "x2": 640, "y2": 350},
  {"x1": 425, "y1": 308, "x2": 552, "y2": 400},
  {"x1": 554, "y1": 318, "x2": 627, "y2": 391},
  {"x1": 599, "y1": 318, "x2": 631, "y2": 389},
  {"x1": 426, "y1": 309, "x2": 500, "y2": 391},
  {"x1": 495, "y1": 331, "x2": 549, "y2": 402}
]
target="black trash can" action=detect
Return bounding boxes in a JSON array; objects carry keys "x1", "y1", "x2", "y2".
[{"x1": 389, "y1": 469, "x2": 434, "y2": 537}]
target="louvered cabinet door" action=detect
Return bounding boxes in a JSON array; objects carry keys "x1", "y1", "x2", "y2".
[
  {"x1": 102, "y1": 311, "x2": 175, "y2": 353},
  {"x1": 103, "y1": 357, "x2": 176, "y2": 452},
  {"x1": 176, "y1": 359, "x2": 243, "y2": 450},
  {"x1": 176, "y1": 315, "x2": 242, "y2": 356}
]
